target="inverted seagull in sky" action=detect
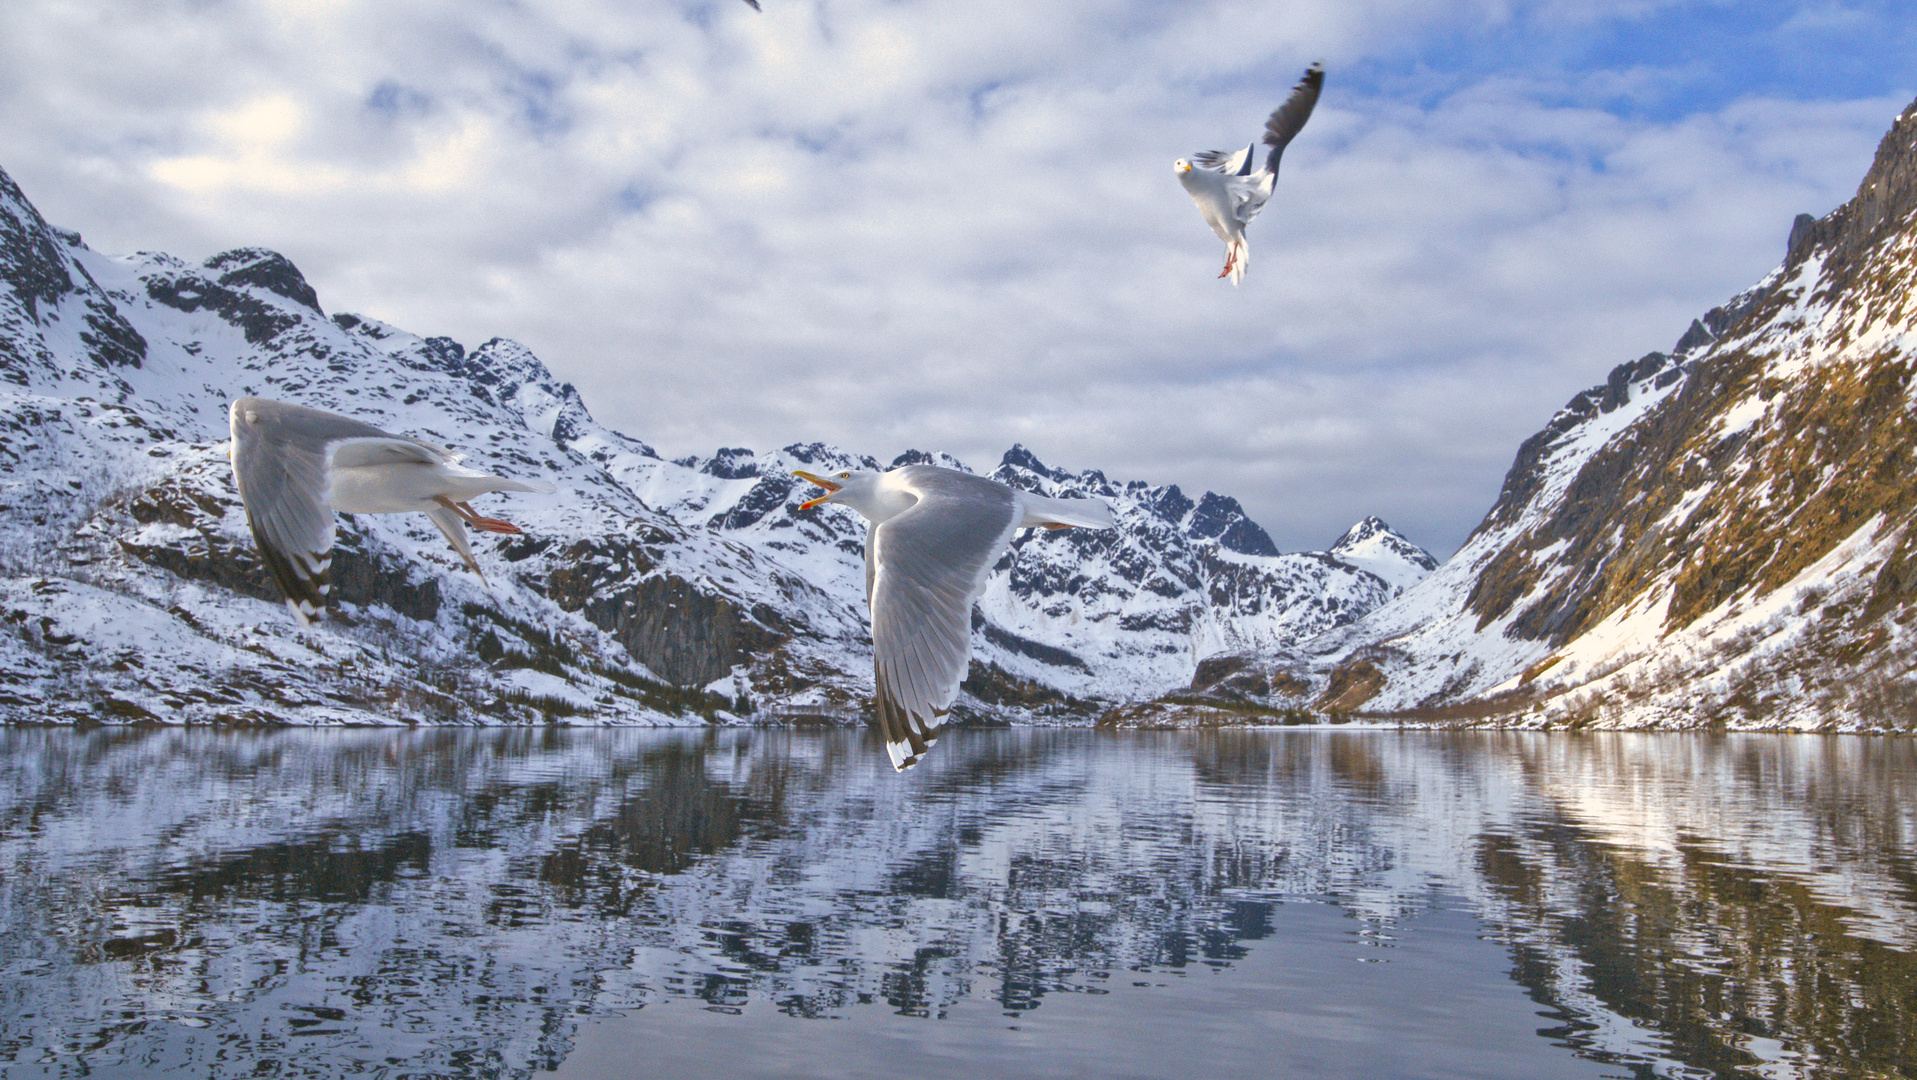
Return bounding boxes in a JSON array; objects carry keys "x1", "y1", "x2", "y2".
[
  {"x1": 228, "y1": 397, "x2": 556, "y2": 624},
  {"x1": 1175, "y1": 61, "x2": 1324, "y2": 286},
  {"x1": 794, "y1": 464, "x2": 1115, "y2": 770}
]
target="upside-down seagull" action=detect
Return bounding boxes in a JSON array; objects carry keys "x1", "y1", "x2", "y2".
[
  {"x1": 228, "y1": 397, "x2": 556, "y2": 624},
  {"x1": 1175, "y1": 61, "x2": 1324, "y2": 285},
  {"x1": 793, "y1": 464, "x2": 1115, "y2": 771}
]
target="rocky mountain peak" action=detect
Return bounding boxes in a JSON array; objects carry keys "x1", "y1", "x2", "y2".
[
  {"x1": 1785, "y1": 97, "x2": 1917, "y2": 283},
  {"x1": 1327, "y1": 517, "x2": 1438, "y2": 593},
  {"x1": 1186, "y1": 491, "x2": 1279, "y2": 557},
  {"x1": 702, "y1": 448, "x2": 759, "y2": 479},
  {"x1": 998, "y1": 443, "x2": 1060, "y2": 480},
  {"x1": 202, "y1": 248, "x2": 323, "y2": 314}
]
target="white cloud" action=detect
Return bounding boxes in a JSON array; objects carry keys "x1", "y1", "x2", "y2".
[{"x1": 0, "y1": 0, "x2": 1903, "y2": 554}]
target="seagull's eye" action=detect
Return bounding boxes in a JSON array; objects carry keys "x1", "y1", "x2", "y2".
[{"x1": 839, "y1": 472, "x2": 851, "y2": 479}]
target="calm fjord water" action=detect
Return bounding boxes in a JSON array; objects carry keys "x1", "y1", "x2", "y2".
[{"x1": 0, "y1": 728, "x2": 1913, "y2": 1079}]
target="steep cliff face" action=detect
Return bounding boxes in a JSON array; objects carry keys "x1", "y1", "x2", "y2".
[
  {"x1": 0, "y1": 161, "x2": 1433, "y2": 725},
  {"x1": 1301, "y1": 97, "x2": 1917, "y2": 731}
]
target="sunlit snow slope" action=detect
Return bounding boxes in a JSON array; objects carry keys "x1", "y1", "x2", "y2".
[{"x1": 1294, "y1": 97, "x2": 1917, "y2": 731}]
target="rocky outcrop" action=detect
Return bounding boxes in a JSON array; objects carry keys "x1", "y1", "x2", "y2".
[{"x1": 539, "y1": 535, "x2": 790, "y2": 687}]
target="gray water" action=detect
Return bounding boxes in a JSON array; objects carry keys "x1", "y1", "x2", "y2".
[{"x1": 1, "y1": 727, "x2": 1913, "y2": 1079}]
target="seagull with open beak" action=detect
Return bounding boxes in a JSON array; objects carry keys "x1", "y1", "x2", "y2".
[{"x1": 794, "y1": 464, "x2": 1115, "y2": 770}]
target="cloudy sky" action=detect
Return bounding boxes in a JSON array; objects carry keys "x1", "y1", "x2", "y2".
[{"x1": 4, "y1": 0, "x2": 1914, "y2": 554}]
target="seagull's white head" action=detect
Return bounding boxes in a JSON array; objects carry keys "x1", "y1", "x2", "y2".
[
  {"x1": 1174, "y1": 158, "x2": 1193, "y2": 174},
  {"x1": 794, "y1": 468, "x2": 881, "y2": 514}
]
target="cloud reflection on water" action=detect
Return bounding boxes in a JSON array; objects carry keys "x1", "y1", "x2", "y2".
[{"x1": 0, "y1": 727, "x2": 1912, "y2": 1078}]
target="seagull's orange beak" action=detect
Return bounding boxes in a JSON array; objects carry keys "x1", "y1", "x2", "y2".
[{"x1": 793, "y1": 470, "x2": 841, "y2": 511}]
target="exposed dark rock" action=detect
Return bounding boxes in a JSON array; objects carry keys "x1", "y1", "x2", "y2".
[
  {"x1": 959, "y1": 659, "x2": 1091, "y2": 713},
  {"x1": 1142, "y1": 483, "x2": 1195, "y2": 525},
  {"x1": 145, "y1": 271, "x2": 299, "y2": 346},
  {"x1": 1186, "y1": 491, "x2": 1280, "y2": 556},
  {"x1": 1316, "y1": 658, "x2": 1385, "y2": 713},
  {"x1": 712, "y1": 474, "x2": 796, "y2": 530},
  {"x1": 540, "y1": 537, "x2": 786, "y2": 686},
  {"x1": 702, "y1": 448, "x2": 758, "y2": 479},
  {"x1": 204, "y1": 248, "x2": 323, "y2": 314},
  {"x1": 81, "y1": 297, "x2": 146, "y2": 369},
  {"x1": 0, "y1": 165, "x2": 77, "y2": 324},
  {"x1": 971, "y1": 609, "x2": 1089, "y2": 671}
]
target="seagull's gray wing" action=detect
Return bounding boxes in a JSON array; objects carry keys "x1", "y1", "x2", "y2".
[
  {"x1": 228, "y1": 397, "x2": 435, "y2": 622},
  {"x1": 869, "y1": 466, "x2": 1019, "y2": 770},
  {"x1": 1261, "y1": 61, "x2": 1324, "y2": 175}
]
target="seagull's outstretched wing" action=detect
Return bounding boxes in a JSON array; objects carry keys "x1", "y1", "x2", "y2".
[
  {"x1": 228, "y1": 398, "x2": 437, "y2": 622},
  {"x1": 868, "y1": 466, "x2": 1019, "y2": 770},
  {"x1": 1262, "y1": 61, "x2": 1324, "y2": 175}
]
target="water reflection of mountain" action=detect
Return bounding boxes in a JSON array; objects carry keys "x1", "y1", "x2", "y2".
[{"x1": 0, "y1": 729, "x2": 1913, "y2": 1078}]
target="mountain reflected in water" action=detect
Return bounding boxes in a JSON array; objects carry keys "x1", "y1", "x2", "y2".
[{"x1": 0, "y1": 728, "x2": 1913, "y2": 1078}]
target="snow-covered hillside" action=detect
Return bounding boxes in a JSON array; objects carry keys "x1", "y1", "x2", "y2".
[
  {"x1": 1287, "y1": 97, "x2": 1917, "y2": 732},
  {"x1": 0, "y1": 162, "x2": 1433, "y2": 726}
]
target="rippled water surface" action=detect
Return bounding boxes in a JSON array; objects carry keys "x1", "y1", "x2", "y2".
[{"x1": 2, "y1": 727, "x2": 1914, "y2": 1079}]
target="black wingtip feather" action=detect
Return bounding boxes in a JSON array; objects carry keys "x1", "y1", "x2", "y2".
[
  {"x1": 874, "y1": 667, "x2": 945, "y2": 772},
  {"x1": 247, "y1": 518, "x2": 330, "y2": 623},
  {"x1": 1261, "y1": 61, "x2": 1325, "y2": 173}
]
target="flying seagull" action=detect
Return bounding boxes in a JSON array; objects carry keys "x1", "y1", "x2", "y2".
[
  {"x1": 1175, "y1": 61, "x2": 1324, "y2": 285},
  {"x1": 794, "y1": 464, "x2": 1115, "y2": 770},
  {"x1": 228, "y1": 397, "x2": 556, "y2": 624}
]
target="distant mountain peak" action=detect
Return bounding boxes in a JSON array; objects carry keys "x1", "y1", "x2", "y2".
[
  {"x1": 1327, "y1": 518, "x2": 1438, "y2": 592},
  {"x1": 202, "y1": 248, "x2": 323, "y2": 314},
  {"x1": 998, "y1": 443, "x2": 1058, "y2": 479},
  {"x1": 702, "y1": 447, "x2": 758, "y2": 479}
]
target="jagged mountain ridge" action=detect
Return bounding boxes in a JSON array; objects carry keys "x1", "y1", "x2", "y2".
[
  {"x1": 1289, "y1": 96, "x2": 1917, "y2": 730},
  {"x1": 0, "y1": 161, "x2": 1433, "y2": 725}
]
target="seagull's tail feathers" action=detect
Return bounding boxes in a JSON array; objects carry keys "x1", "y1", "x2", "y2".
[
  {"x1": 426, "y1": 504, "x2": 489, "y2": 584},
  {"x1": 1019, "y1": 493, "x2": 1116, "y2": 531}
]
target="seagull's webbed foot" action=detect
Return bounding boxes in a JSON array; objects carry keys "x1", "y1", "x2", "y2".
[
  {"x1": 1042, "y1": 523, "x2": 1075, "y2": 531},
  {"x1": 436, "y1": 497, "x2": 526, "y2": 535}
]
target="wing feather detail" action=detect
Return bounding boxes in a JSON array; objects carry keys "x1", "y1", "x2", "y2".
[
  {"x1": 867, "y1": 466, "x2": 1019, "y2": 771},
  {"x1": 1261, "y1": 62, "x2": 1324, "y2": 174}
]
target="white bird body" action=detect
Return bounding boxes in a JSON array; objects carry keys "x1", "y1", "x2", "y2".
[
  {"x1": 1176, "y1": 61, "x2": 1323, "y2": 286},
  {"x1": 228, "y1": 397, "x2": 555, "y2": 624},
  {"x1": 795, "y1": 464, "x2": 1115, "y2": 770},
  {"x1": 1176, "y1": 163, "x2": 1277, "y2": 286},
  {"x1": 325, "y1": 453, "x2": 532, "y2": 515}
]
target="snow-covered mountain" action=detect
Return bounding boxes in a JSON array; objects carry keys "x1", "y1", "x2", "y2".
[
  {"x1": 1284, "y1": 96, "x2": 1917, "y2": 731},
  {"x1": 0, "y1": 162, "x2": 1433, "y2": 726}
]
